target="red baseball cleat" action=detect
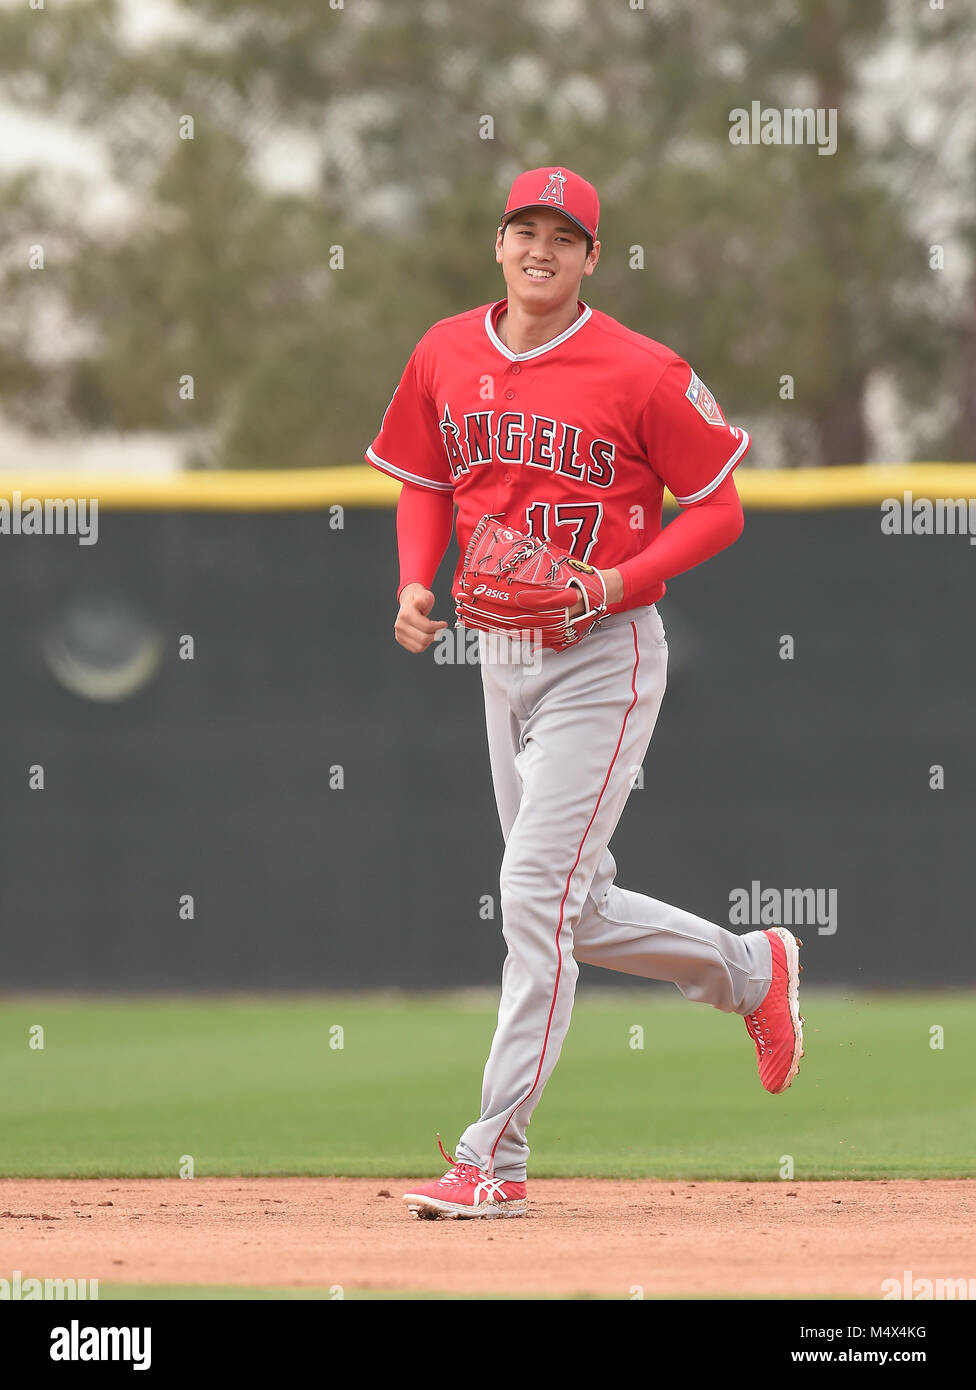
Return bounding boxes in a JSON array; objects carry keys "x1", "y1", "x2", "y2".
[
  {"x1": 744, "y1": 927, "x2": 804, "y2": 1094},
  {"x1": 403, "y1": 1138, "x2": 527, "y2": 1220}
]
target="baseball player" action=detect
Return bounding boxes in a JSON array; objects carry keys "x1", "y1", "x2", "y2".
[{"x1": 366, "y1": 166, "x2": 803, "y2": 1220}]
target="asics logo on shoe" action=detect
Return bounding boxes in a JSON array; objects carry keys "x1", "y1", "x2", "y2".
[{"x1": 474, "y1": 1177, "x2": 508, "y2": 1203}]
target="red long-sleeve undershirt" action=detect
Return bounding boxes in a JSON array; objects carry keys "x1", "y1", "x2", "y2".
[
  {"x1": 396, "y1": 485, "x2": 456, "y2": 600},
  {"x1": 395, "y1": 474, "x2": 744, "y2": 604},
  {"x1": 616, "y1": 472, "x2": 744, "y2": 601}
]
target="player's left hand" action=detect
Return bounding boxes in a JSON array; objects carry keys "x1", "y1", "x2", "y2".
[{"x1": 569, "y1": 568, "x2": 623, "y2": 617}]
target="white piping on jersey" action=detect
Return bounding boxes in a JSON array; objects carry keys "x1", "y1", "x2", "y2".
[
  {"x1": 673, "y1": 428, "x2": 751, "y2": 506},
  {"x1": 484, "y1": 300, "x2": 593, "y2": 362},
  {"x1": 366, "y1": 446, "x2": 454, "y2": 493}
]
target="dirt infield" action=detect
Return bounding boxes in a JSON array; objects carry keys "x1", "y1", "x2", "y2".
[{"x1": 1, "y1": 1178, "x2": 974, "y2": 1298}]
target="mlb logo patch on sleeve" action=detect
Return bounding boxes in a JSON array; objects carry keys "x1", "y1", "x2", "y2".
[{"x1": 685, "y1": 370, "x2": 727, "y2": 427}]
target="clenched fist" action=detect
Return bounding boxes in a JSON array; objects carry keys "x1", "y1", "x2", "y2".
[{"x1": 394, "y1": 584, "x2": 448, "y2": 654}]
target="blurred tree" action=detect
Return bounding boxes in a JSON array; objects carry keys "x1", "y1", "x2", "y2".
[
  {"x1": 886, "y1": 2, "x2": 976, "y2": 462},
  {"x1": 0, "y1": 0, "x2": 969, "y2": 468}
]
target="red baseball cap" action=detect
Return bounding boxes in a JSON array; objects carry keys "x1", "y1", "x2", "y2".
[{"x1": 501, "y1": 166, "x2": 599, "y2": 240}]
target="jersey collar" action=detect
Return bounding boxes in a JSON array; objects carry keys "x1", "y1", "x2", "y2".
[{"x1": 484, "y1": 298, "x2": 592, "y2": 362}]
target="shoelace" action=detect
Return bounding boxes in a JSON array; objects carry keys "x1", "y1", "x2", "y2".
[
  {"x1": 435, "y1": 1133, "x2": 495, "y2": 1184},
  {"x1": 436, "y1": 1165, "x2": 482, "y2": 1188},
  {"x1": 745, "y1": 1009, "x2": 773, "y2": 1052}
]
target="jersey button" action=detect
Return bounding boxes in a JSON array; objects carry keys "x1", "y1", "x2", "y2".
[
  {"x1": 504, "y1": 472, "x2": 512, "y2": 482},
  {"x1": 504, "y1": 389, "x2": 515, "y2": 399},
  {"x1": 511, "y1": 364, "x2": 521, "y2": 374}
]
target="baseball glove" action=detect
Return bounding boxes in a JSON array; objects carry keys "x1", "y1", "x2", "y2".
[{"x1": 455, "y1": 514, "x2": 608, "y2": 652}]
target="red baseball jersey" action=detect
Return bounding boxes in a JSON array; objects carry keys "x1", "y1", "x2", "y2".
[{"x1": 366, "y1": 298, "x2": 750, "y2": 608}]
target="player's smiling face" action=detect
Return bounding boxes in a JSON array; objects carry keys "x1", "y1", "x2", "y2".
[{"x1": 495, "y1": 207, "x2": 599, "y2": 306}]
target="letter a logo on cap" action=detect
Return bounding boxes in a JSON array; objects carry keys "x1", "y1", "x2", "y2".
[
  {"x1": 538, "y1": 169, "x2": 567, "y2": 206},
  {"x1": 502, "y1": 166, "x2": 599, "y2": 239}
]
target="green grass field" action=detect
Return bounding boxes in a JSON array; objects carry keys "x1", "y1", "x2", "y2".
[{"x1": 1, "y1": 990, "x2": 973, "y2": 1180}]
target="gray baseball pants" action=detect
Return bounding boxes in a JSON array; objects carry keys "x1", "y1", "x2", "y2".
[{"x1": 454, "y1": 605, "x2": 773, "y2": 1181}]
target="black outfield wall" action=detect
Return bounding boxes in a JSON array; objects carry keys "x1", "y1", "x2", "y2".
[{"x1": 0, "y1": 504, "x2": 972, "y2": 991}]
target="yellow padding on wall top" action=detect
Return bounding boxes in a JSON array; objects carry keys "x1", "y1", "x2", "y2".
[{"x1": 0, "y1": 464, "x2": 974, "y2": 511}]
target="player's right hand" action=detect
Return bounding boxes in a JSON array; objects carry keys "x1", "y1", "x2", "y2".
[{"x1": 394, "y1": 584, "x2": 448, "y2": 653}]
